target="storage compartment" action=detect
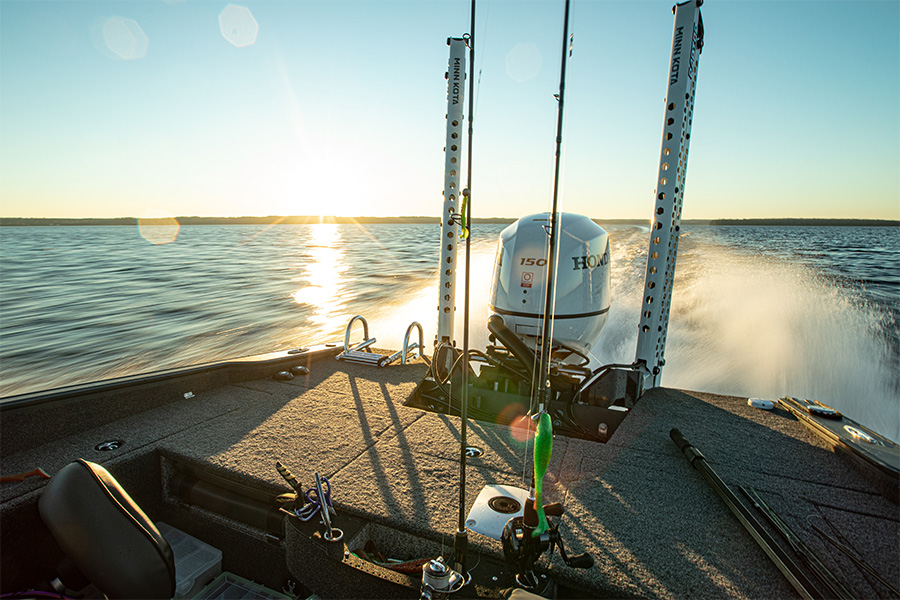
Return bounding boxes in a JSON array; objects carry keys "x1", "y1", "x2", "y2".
[
  {"x1": 157, "y1": 522, "x2": 222, "y2": 599},
  {"x1": 166, "y1": 462, "x2": 284, "y2": 536},
  {"x1": 346, "y1": 521, "x2": 442, "y2": 566},
  {"x1": 194, "y1": 572, "x2": 293, "y2": 599}
]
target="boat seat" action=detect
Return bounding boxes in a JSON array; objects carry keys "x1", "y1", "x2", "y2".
[{"x1": 38, "y1": 459, "x2": 176, "y2": 599}]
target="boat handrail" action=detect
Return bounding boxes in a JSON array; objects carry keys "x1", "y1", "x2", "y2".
[
  {"x1": 342, "y1": 315, "x2": 374, "y2": 353},
  {"x1": 337, "y1": 316, "x2": 424, "y2": 367},
  {"x1": 381, "y1": 321, "x2": 424, "y2": 366}
]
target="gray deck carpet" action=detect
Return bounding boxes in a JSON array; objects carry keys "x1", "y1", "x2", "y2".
[{"x1": 2, "y1": 352, "x2": 897, "y2": 598}]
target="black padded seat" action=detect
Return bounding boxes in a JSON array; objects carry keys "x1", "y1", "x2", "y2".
[{"x1": 39, "y1": 459, "x2": 176, "y2": 599}]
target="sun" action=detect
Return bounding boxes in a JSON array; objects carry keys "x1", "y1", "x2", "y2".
[{"x1": 255, "y1": 138, "x2": 377, "y2": 218}]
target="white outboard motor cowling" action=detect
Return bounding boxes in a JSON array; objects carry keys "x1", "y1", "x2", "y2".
[{"x1": 489, "y1": 213, "x2": 610, "y2": 355}]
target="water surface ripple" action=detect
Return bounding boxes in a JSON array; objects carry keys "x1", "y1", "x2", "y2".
[{"x1": 1, "y1": 223, "x2": 897, "y2": 441}]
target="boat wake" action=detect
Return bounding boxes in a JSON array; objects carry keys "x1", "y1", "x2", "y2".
[
  {"x1": 2, "y1": 224, "x2": 895, "y2": 443},
  {"x1": 599, "y1": 227, "x2": 899, "y2": 443},
  {"x1": 371, "y1": 225, "x2": 899, "y2": 443}
]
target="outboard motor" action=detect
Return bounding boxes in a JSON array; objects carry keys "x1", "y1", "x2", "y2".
[
  {"x1": 489, "y1": 213, "x2": 610, "y2": 357},
  {"x1": 409, "y1": 213, "x2": 635, "y2": 443}
]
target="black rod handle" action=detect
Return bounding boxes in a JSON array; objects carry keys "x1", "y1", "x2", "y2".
[
  {"x1": 669, "y1": 427, "x2": 691, "y2": 453},
  {"x1": 670, "y1": 428, "x2": 705, "y2": 465}
]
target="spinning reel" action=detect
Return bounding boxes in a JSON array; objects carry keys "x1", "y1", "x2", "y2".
[{"x1": 501, "y1": 501, "x2": 594, "y2": 588}]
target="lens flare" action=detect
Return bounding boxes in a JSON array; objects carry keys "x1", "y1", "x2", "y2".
[
  {"x1": 138, "y1": 217, "x2": 180, "y2": 245},
  {"x1": 506, "y1": 43, "x2": 542, "y2": 83},
  {"x1": 503, "y1": 406, "x2": 534, "y2": 444},
  {"x1": 219, "y1": 5, "x2": 259, "y2": 48},
  {"x1": 91, "y1": 16, "x2": 149, "y2": 60}
]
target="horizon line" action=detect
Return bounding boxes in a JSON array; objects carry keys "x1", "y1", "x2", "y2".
[{"x1": 1, "y1": 215, "x2": 898, "y2": 227}]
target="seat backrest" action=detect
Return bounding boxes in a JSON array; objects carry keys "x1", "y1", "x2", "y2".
[{"x1": 39, "y1": 459, "x2": 176, "y2": 600}]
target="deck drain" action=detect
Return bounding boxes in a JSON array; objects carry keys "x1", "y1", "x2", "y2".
[
  {"x1": 488, "y1": 496, "x2": 521, "y2": 514},
  {"x1": 95, "y1": 439, "x2": 124, "y2": 452},
  {"x1": 465, "y1": 446, "x2": 484, "y2": 458}
]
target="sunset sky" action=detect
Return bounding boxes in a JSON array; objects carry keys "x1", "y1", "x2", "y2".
[{"x1": 1, "y1": 0, "x2": 897, "y2": 220}]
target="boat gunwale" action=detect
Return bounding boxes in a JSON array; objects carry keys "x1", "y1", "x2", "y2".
[{"x1": 0, "y1": 344, "x2": 342, "y2": 413}]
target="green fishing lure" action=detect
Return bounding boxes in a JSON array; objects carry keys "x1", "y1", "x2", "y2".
[
  {"x1": 532, "y1": 411, "x2": 553, "y2": 537},
  {"x1": 458, "y1": 193, "x2": 470, "y2": 239}
]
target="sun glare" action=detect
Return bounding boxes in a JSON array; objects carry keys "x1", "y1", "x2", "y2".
[{"x1": 291, "y1": 224, "x2": 348, "y2": 333}]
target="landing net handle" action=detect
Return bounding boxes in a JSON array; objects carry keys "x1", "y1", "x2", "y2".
[
  {"x1": 635, "y1": 0, "x2": 704, "y2": 389},
  {"x1": 437, "y1": 38, "x2": 468, "y2": 347}
]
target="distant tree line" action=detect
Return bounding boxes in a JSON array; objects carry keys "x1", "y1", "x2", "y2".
[
  {"x1": 708, "y1": 218, "x2": 898, "y2": 227},
  {"x1": 0, "y1": 216, "x2": 896, "y2": 227}
]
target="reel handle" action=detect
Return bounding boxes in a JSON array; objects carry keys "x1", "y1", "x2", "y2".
[
  {"x1": 554, "y1": 526, "x2": 594, "y2": 570},
  {"x1": 544, "y1": 502, "x2": 564, "y2": 517}
]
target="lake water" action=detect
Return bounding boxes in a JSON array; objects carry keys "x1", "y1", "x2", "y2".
[{"x1": 1, "y1": 223, "x2": 897, "y2": 441}]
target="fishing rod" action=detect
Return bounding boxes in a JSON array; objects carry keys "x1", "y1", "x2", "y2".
[
  {"x1": 536, "y1": 0, "x2": 572, "y2": 415},
  {"x1": 500, "y1": 6, "x2": 594, "y2": 583},
  {"x1": 670, "y1": 428, "x2": 823, "y2": 600},
  {"x1": 452, "y1": 0, "x2": 477, "y2": 578},
  {"x1": 530, "y1": 0, "x2": 571, "y2": 539},
  {"x1": 739, "y1": 486, "x2": 855, "y2": 600}
]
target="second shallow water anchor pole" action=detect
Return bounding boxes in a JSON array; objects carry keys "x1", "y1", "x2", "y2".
[
  {"x1": 635, "y1": 0, "x2": 704, "y2": 389},
  {"x1": 435, "y1": 37, "x2": 467, "y2": 374}
]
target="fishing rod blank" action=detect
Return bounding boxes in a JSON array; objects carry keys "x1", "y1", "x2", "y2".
[
  {"x1": 739, "y1": 486, "x2": 855, "y2": 600},
  {"x1": 535, "y1": 0, "x2": 571, "y2": 416},
  {"x1": 670, "y1": 428, "x2": 824, "y2": 600},
  {"x1": 454, "y1": 0, "x2": 477, "y2": 579}
]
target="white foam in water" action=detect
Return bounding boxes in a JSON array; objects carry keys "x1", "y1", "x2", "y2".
[
  {"x1": 667, "y1": 252, "x2": 897, "y2": 443},
  {"x1": 372, "y1": 226, "x2": 899, "y2": 444},
  {"x1": 368, "y1": 244, "x2": 498, "y2": 355},
  {"x1": 595, "y1": 228, "x2": 899, "y2": 443}
]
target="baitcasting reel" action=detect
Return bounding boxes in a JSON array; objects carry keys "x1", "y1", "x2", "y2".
[{"x1": 501, "y1": 502, "x2": 594, "y2": 588}]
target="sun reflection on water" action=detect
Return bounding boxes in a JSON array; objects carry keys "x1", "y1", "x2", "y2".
[{"x1": 291, "y1": 224, "x2": 348, "y2": 334}]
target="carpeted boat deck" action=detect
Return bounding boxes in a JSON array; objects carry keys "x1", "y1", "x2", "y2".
[{"x1": 1, "y1": 352, "x2": 897, "y2": 599}]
